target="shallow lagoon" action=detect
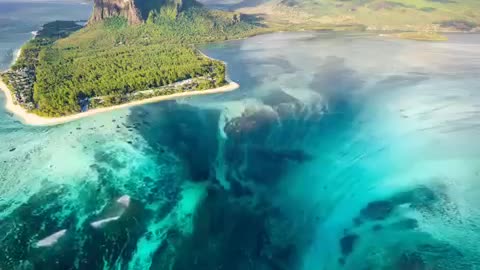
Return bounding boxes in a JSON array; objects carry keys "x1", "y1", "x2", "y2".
[{"x1": 1, "y1": 4, "x2": 480, "y2": 269}]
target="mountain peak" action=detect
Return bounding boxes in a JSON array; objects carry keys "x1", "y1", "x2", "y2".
[{"x1": 89, "y1": 0, "x2": 195, "y2": 25}]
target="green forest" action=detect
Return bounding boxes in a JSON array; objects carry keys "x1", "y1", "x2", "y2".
[
  {"x1": 12, "y1": 21, "x2": 83, "y2": 71},
  {"x1": 8, "y1": 6, "x2": 261, "y2": 116}
]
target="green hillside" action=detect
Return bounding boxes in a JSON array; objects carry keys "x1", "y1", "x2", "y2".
[{"x1": 238, "y1": 0, "x2": 480, "y2": 31}]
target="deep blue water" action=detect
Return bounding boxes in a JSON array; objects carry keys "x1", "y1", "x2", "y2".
[{"x1": 1, "y1": 2, "x2": 480, "y2": 270}]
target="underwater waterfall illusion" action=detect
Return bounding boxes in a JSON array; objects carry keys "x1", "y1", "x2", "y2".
[{"x1": 1, "y1": 6, "x2": 480, "y2": 269}]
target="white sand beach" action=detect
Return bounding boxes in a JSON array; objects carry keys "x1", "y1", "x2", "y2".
[{"x1": 0, "y1": 78, "x2": 239, "y2": 126}]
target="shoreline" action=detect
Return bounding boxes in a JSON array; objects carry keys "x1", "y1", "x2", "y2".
[
  {"x1": 0, "y1": 78, "x2": 239, "y2": 126},
  {"x1": 0, "y1": 33, "x2": 240, "y2": 126},
  {"x1": 0, "y1": 40, "x2": 240, "y2": 126}
]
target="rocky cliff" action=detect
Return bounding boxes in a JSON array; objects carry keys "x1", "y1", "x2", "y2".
[
  {"x1": 89, "y1": 0, "x2": 195, "y2": 25},
  {"x1": 89, "y1": 0, "x2": 143, "y2": 25}
]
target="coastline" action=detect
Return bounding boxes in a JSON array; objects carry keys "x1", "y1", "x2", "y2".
[
  {"x1": 1, "y1": 33, "x2": 240, "y2": 126},
  {"x1": 0, "y1": 78, "x2": 239, "y2": 126}
]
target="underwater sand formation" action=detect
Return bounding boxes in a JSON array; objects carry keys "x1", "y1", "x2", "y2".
[{"x1": 35, "y1": 229, "x2": 67, "y2": 248}]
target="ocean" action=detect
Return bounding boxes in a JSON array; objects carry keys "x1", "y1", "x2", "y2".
[{"x1": 1, "y1": 2, "x2": 480, "y2": 269}]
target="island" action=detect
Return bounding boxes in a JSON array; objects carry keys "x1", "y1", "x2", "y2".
[{"x1": 1, "y1": 0, "x2": 480, "y2": 125}]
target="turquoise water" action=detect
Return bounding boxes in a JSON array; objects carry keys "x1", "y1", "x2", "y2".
[{"x1": 1, "y1": 3, "x2": 480, "y2": 269}]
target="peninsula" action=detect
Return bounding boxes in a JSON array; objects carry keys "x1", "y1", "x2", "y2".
[{"x1": 1, "y1": 0, "x2": 256, "y2": 125}]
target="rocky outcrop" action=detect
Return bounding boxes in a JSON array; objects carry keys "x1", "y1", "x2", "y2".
[
  {"x1": 89, "y1": 0, "x2": 143, "y2": 25},
  {"x1": 89, "y1": 0, "x2": 195, "y2": 25}
]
